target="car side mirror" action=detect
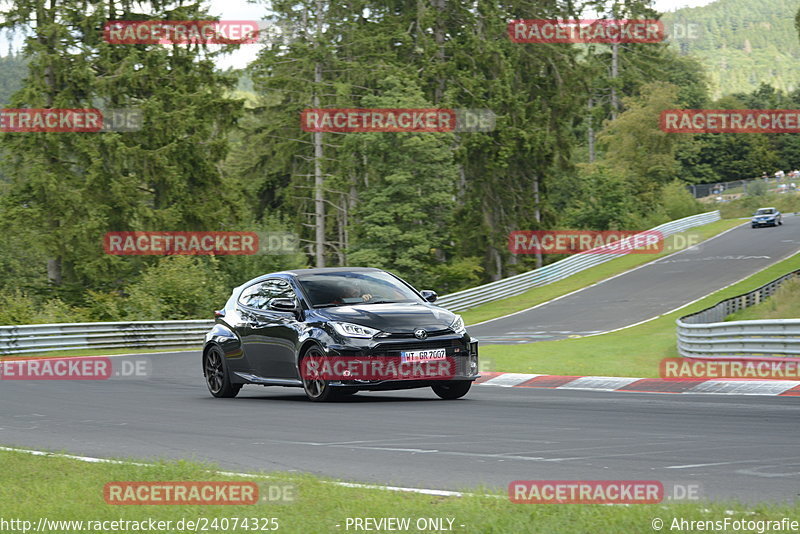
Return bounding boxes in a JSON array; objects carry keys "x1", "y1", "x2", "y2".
[
  {"x1": 269, "y1": 298, "x2": 298, "y2": 312},
  {"x1": 420, "y1": 290, "x2": 438, "y2": 303}
]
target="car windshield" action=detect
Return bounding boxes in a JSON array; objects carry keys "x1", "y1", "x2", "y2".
[
  {"x1": 755, "y1": 208, "x2": 775, "y2": 215},
  {"x1": 297, "y1": 271, "x2": 423, "y2": 308}
]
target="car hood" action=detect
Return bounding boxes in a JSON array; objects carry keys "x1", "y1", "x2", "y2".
[{"x1": 316, "y1": 302, "x2": 456, "y2": 333}]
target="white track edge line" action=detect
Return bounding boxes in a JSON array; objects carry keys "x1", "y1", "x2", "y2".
[{"x1": 0, "y1": 446, "x2": 495, "y2": 498}]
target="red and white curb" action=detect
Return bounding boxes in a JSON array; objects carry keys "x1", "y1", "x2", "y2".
[{"x1": 475, "y1": 372, "x2": 800, "y2": 396}]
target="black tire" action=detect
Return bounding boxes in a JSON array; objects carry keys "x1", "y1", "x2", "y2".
[
  {"x1": 203, "y1": 345, "x2": 242, "y2": 398},
  {"x1": 300, "y1": 345, "x2": 339, "y2": 402},
  {"x1": 431, "y1": 380, "x2": 472, "y2": 400}
]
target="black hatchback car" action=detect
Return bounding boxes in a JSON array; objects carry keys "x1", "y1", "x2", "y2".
[{"x1": 202, "y1": 267, "x2": 479, "y2": 401}]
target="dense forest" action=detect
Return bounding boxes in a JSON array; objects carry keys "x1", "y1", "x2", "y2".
[
  {"x1": 1, "y1": 0, "x2": 799, "y2": 324},
  {"x1": 663, "y1": 0, "x2": 800, "y2": 98}
]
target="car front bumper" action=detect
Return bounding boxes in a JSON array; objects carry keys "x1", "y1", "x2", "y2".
[
  {"x1": 752, "y1": 219, "x2": 777, "y2": 226},
  {"x1": 324, "y1": 334, "x2": 479, "y2": 387}
]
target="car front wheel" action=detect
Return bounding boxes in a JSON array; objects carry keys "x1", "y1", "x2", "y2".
[
  {"x1": 432, "y1": 380, "x2": 472, "y2": 400},
  {"x1": 300, "y1": 345, "x2": 339, "y2": 402},
  {"x1": 204, "y1": 346, "x2": 241, "y2": 398}
]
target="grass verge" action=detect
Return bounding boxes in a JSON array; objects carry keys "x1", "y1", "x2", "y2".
[
  {"x1": 480, "y1": 252, "x2": 800, "y2": 378},
  {"x1": 1, "y1": 448, "x2": 797, "y2": 534},
  {"x1": 461, "y1": 218, "x2": 743, "y2": 325}
]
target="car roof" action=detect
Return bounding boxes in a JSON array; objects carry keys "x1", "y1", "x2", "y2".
[
  {"x1": 239, "y1": 267, "x2": 384, "y2": 288},
  {"x1": 280, "y1": 267, "x2": 383, "y2": 277}
]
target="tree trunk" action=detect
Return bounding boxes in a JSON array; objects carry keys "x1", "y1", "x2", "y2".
[
  {"x1": 587, "y1": 97, "x2": 596, "y2": 163},
  {"x1": 313, "y1": 0, "x2": 325, "y2": 267},
  {"x1": 532, "y1": 173, "x2": 542, "y2": 269},
  {"x1": 610, "y1": 42, "x2": 619, "y2": 120}
]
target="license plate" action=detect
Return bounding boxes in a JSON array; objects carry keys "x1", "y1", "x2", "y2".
[{"x1": 400, "y1": 348, "x2": 447, "y2": 362}]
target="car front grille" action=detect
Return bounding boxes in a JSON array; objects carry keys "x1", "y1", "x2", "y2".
[{"x1": 380, "y1": 329, "x2": 452, "y2": 339}]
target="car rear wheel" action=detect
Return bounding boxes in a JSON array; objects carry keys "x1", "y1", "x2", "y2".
[
  {"x1": 300, "y1": 345, "x2": 339, "y2": 402},
  {"x1": 204, "y1": 346, "x2": 241, "y2": 398},
  {"x1": 431, "y1": 380, "x2": 472, "y2": 400}
]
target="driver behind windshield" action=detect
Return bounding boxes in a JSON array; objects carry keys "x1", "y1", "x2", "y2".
[{"x1": 332, "y1": 283, "x2": 373, "y2": 305}]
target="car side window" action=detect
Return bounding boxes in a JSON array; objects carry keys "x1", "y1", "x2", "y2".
[{"x1": 238, "y1": 279, "x2": 295, "y2": 310}]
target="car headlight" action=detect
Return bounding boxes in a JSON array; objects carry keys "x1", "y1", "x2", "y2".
[
  {"x1": 330, "y1": 322, "x2": 381, "y2": 339},
  {"x1": 450, "y1": 315, "x2": 466, "y2": 334}
]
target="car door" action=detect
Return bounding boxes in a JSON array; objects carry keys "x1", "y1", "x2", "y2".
[{"x1": 237, "y1": 278, "x2": 301, "y2": 380}]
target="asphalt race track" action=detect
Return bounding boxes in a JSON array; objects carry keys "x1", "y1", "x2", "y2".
[
  {"x1": 1, "y1": 354, "x2": 799, "y2": 503},
  {"x1": 470, "y1": 216, "x2": 800, "y2": 343}
]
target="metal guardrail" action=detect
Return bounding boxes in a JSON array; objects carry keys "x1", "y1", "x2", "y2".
[
  {"x1": 0, "y1": 211, "x2": 721, "y2": 356},
  {"x1": 436, "y1": 211, "x2": 721, "y2": 312},
  {"x1": 0, "y1": 320, "x2": 214, "y2": 355},
  {"x1": 676, "y1": 270, "x2": 800, "y2": 359}
]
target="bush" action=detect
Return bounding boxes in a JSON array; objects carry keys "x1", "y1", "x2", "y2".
[
  {"x1": 0, "y1": 290, "x2": 86, "y2": 325},
  {"x1": 660, "y1": 180, "x2": 703, "y2": 220},
  {"x1": 427, "y1": 257, "x2": 484, "y2": 294},
  {"x1": 124, "y1": 256, "x2": 229, "y2": 320},
  {"x1": 747, "y1": 180, "x2": 768, "y2": 197}
]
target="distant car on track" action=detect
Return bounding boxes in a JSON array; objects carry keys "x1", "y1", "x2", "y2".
[
  {"x1": 202, "y1": 267, "x2": 479, "y2": 402},
  {"x1": 751, "y1": 207, "x2": 782, "y2": 228}
]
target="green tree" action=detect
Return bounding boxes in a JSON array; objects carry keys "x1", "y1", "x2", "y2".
[
  {"x1": 0, "y1": 0, "x2": 246, "y2": 303},
  {"x1": 343, "y1": 78, "x2": 459, "y2": 288}
]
